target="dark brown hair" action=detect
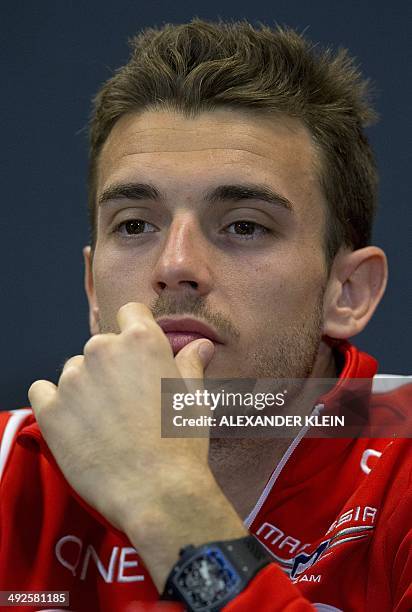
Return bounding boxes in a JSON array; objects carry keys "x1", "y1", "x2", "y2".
[{"x1": 88, "y1": 19, "x2": 378, "y2": 265}]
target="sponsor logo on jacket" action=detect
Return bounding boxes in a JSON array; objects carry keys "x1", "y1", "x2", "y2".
[{"x1": 255, "y1": 505, "x2": 377, "y2": 579}]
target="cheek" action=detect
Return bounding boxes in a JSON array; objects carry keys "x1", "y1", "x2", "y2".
[
  {"x1": 233, "y1": 256, "x2": 325, "y2": 328},
  {"x1": 92, "y1": 249, "x2": 152, "y2": 316}
]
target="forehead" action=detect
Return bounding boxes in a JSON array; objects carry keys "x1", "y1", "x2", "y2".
[{"x1": 97, "y1": 108, "x2": 324, "y2": 222}]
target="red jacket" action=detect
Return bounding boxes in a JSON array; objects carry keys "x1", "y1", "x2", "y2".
[{"x1": 0, "y1": 342, "x2": 411, "y2": 611}]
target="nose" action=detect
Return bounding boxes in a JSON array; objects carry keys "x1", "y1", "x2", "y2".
[{"x1": 151, "y1": 213, "x2": 213, "y2": 296}]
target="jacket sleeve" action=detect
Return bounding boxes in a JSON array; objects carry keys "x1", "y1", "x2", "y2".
[
  {"x1": 223, "y1": 564, "x2": 315, "y2": 611},
  {"x1": 393, "y1": 525, "x2": 412, "y2": 612},
  {"x1": 0, "y1": 409, "x2": 33, "y2": 481},
  {"x1": 380, "y1": 438, "x2": 412, "y2": 612},
  {"x1": 391, "y1": 489, "x2": 412, "y2": 612}
]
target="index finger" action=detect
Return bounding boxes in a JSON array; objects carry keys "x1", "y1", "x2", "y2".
[{"x1": 116, "y1": 302, "x2": 155, "y2": 332}]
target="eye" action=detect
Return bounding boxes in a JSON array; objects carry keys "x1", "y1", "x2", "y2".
[
  {"x1": 224, "y1": 220, "x2": 269, "y2": 239},
  {"x1": 114, "y1": 219, "x2": 157, "y2": 236}
]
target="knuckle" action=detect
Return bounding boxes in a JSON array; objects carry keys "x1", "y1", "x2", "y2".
[
  {"x1": 59, "y1": 358, "x2": 83, "y2": 386},
  {"x1": 59, "y1": 368, "x2": 79, "y2": 386},
  {"x1": 124, "y1": 322, "x2": 152, "y2": 341},
  {"x1": 84, "y1": 334, "x2": 112, "y2": 357},
  {"x1": 63, "y1": 355, "x2": 83, "y2": 369}
]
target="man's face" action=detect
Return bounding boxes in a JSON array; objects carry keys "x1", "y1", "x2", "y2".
[{"x1": 86, "y1": 108, "x2": 329, "y2": 379}]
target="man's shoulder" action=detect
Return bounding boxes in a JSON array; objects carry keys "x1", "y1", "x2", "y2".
[
  {"x1": 371, "y1": 373, "x2": 412, "y2": 400},
  {"x1": 370, "y1": 374, "x2": 412, "y2": 460},
  {"x1": 0, "y1": 408, "x2": 33, "y2": 480},
  {"x1": 369, "y1": 373, "x2": 412, "y2": 436},
  {"x1": 0, "y1": 407, "x2": 32, "y2": 435}
]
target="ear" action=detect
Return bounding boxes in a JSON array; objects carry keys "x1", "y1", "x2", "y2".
[
  {"x1": 322, "y1": 246, "x2": 388, "y2": 339},
  {"x1": 83, "y1": 246, "x2": 100, "y2": 336}
]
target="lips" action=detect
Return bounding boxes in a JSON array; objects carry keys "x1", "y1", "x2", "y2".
[{"x1": 157, "y1": 318, "x2": 223, "y2": 355}]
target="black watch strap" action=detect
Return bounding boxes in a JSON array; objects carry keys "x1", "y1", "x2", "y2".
[{"x1": 216, "y1": 534, "x2": 272, "y2": 582}]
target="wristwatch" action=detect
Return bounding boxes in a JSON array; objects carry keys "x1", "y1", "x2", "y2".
[{"x1": 161, "y1": 535, "x2": 272, "y2": 611}]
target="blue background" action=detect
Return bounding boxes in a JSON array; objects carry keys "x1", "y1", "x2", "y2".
[{"x1": 1, "y1": 1, "x2": 411, "y2": 410}]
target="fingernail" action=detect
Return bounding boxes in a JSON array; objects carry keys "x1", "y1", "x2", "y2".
[{"x1": 198, "y1": 341, "x2": 214, "y2": 364}]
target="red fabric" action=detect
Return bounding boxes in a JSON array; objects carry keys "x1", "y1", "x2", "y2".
[{"x1": 0, "y1": 342, "x2": 411, "y2": 611}]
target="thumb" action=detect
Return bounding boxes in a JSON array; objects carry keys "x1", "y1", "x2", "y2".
[{"x1": 175, "y1": 339, "x2": 215, "y2": 381}]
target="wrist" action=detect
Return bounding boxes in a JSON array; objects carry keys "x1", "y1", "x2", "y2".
[{"x1": 121, "y1": 470, "x2": 247, "y2": 590}]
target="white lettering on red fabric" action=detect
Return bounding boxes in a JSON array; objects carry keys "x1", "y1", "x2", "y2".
[
  {"x1": 278, "y1": 536, "x2": 302, "y2": 554},
  {"x1": 117, "y1": 547, "x2": 144, "y2": 583},
  {"x1": 326, "y1": 506, "x2": 378, "y2": 535},
  {"x1": 360, "y1": 448, "x2": 382, "y2": 475},
  {"x1": 55, "y1": 535, "x2": 83, "y2": 576},
  {"x1": 363, "y1": 506, "x2": 377, "y2": 522},
  {"x1": 80, "y1": 545, "x2": 119, "y2": 582},
  {"x1": 55, "y1": 535, "x2": 145, "y2": 583},
  {"x1": 256, "y1": 522, "x2": 311, "y2": 554},
  {"x1": 294, "y1": 574, "x2": 322, "y2": 583}
]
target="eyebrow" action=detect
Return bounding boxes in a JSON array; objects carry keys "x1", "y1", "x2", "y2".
[
  {"x1": 205, "y1": 184, "x2": 293, "y2": 212},
  {"x1": 98, "y1": 182, "x2": 293, "y2": 212},
  {"x1": 98, "y1": 183, "x2": 160, "y2": 205}
]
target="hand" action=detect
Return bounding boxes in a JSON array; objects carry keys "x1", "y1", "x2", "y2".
[
  {"x1": 28, "y1": 302, "x2": 246, "y2": 589},
  {"x1": 28, "y1": 302, "x2": 214, "y2": 528}
]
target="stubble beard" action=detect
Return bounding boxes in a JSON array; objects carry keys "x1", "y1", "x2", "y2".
[
  {"x1": 97, "y1": 289, "x2": 325, "y2": 380},
  {"x1": 245, "y1": 294, "x2": 324, "y2": 380},
  {"x1": 152, "y1": 289, "x2": 325, "y2": 380}
]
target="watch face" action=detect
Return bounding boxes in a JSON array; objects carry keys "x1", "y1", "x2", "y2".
[{"x1": 176, "y1": 546, "x2": 240, "y2": 610}]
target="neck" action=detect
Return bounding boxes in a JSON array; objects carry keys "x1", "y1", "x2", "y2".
[
  {"x1": 208, "y1": 340, "x2": 338, "y2": 520},
  {"x1": 209, "y1": 437, "x2": 293, "y2": 520}
]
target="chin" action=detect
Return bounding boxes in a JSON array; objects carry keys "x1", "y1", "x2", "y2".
[{"x1": 204, "y1": 355, "x2": 239, "y2": 380}]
